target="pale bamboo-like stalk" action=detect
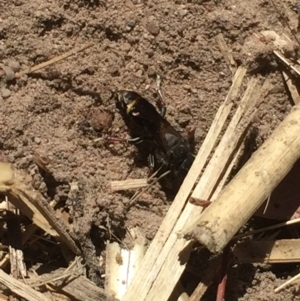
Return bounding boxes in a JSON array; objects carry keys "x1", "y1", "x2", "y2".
[
  {"x1": 144, "y1": 79, "x2": 263, "y2": 301},
  {"x1": 182, "y1": 103, "x2": 300, "y2": 253}
]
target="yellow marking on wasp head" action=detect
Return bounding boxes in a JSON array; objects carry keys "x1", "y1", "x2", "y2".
[{"x1": 126, "y1": 99, "x2": 137, "y2": 115}]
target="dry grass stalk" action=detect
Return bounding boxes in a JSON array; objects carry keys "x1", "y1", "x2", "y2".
[
  {"x1": 183, "y1": 102, "x2": 300, "y2": 253},
  {"x1": 260, "y1": 31, "x2": 300, "y2": 77},
  {"x1": 0, "y1": 269, "x2": 51, "y2": 301},
  {"x1": 234, "y1": 217, "x2": 300, "y2": 239},
  {"x1": 216, "y1": 33, "x2": 236, "y2": 74},
  {"x1": 26, "y1": 257, "x2": 81, "y2": 288},
  {"x1": 0, "y1": 163, "x2": 80, "y2": 255},
  {"x1": 282, "y1": 71, "x2": 300, "y2": 104},
  {"x1": 274, "y1": 50, "x2": 300, "y2": 77},
  {"x1": 210, "y1": 139, "x2": 244, "y2": 202},
  {"x1": 181, "y1": 78, "x2": 268, "y2": 238},
  {"x1": 188, "y1": 78, "x2": 259, "y2": 200},
  {"x1": 274, "y1": 272, "x2": 300, "y2": 293},
  {"x1": 110, "y1": 178, "x2": 149, "y2": 191},
  {"x1": 0, "y1": 44, "x2": 94, "y2": 82},
  {"x1": 0, "y1": 43, "x2": 94, "y2": 79},
  {"x1": 122, "y1": 66, "x2": 247, "y2": 301},
  {"x1": 24, "y1": 261, "x2": 112, "y2": 301},
  {"x1": 234, "y1": 239, "x2": 300, "y2": 263},
  {"x1": 127, "y1": 169, "x2": 170, "y2": 209}
]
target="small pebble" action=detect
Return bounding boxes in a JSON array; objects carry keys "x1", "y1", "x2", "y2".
[
  {"x1": 146, "y1": 17, "x2": 160, "y2": 36},
  {"x1": 135, "y1": 69, "x2": 143, "y2": 77},
  {"x1": 39, "y1": 182, "x2": 47, "y2": 191},
  {"x1": 1, "y1": 65, "x2": 15, "y2": 81},
  {"x1": 126, "y1": 19, "x2": 136, "y2": 28},
  {"x1": 34, "y1": 137, "x2": 41, "y2": 144},
  {"x1": 1, "y1": 87, "x2": 11, "y2": 99},
  {"x1": 121, "y1": 43, "x2": 131, "y2": 53},
  {"x1": 179, "y1": 9, "x2": 188, "y2": 17},
  {"x1": 194, "y1": 126, "x2": 204, "y2": 141},
  {"x1": 8, "y1": 60, "x2": 20, "y2": 72}
]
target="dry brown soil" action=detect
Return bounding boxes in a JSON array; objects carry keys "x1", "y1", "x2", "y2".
[{"x1": 1, "y1": 0, "x2": 300, "y2": 300}]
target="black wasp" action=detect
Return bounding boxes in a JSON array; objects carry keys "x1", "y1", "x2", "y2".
[{"x1": 116, "y1": 90, "x2": 194, "y2": 177}]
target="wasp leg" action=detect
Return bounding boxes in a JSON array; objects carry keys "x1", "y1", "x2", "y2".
[
  {"x1": 147, "y1": 153, "x2": 155, "y2": 179},
  {"x1": 106, "y1": 136, "x2": 127, "y2": 143},
  {"x1": 156, "y1": 75, "x2": 167, "y2": 118},
  {"x1": 159, "y1": 107, "x2": 166, "y2": 118},
  {"x1": 156, "y1": 74, "x2": 164, "y2": 102},
  {"x1": 128, "y1": 137, "x2": 144, "y2": 144},
  {"x1": 107, "y1": 136, "x2": 144, "y2": 145}
]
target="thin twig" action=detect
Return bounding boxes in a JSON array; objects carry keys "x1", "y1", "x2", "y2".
[
  {"x1": 274, "y1": 272, "x2": 300, "y2": 293},
  {"x1": 98, "y1": 225, "x2": 130, "y2": 250},
  {"x1": 273, "y1": 50, "x2": 300, "y2": 77},
  {"x1": 16, "y1": 43, "x2": 94, "y2": 78},
  {"x1": 233, "y1": 217, "x2": 300, "y2": 240},
  {"x1": 262, "y1": 194, "x2": 271, "y2": 215},
  {"x1": 29, "y1": 271, "x2": 77, "y2": 288},
  {"x1": 127, "y1": 169, "x2": 171, "y2": 209}
]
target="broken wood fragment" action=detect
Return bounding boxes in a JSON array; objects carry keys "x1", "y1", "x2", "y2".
[
  {"x1": 216, "y1": 33, "x2": 236, "y2": 74},
  {"x1": 0, "y1": 269, "x2": 51, "y2": 301},
  {"x1": 6, "y1": 205, "x2": 27, "y2": 278},
  {"x1": 59, "y1": 275, "x2": 118, "y2": 301},
  {"x1": 0, "y1": 163, "x2": 80, "y2": 255},
  {"x1": 234, "y1": 239, "x2": 300, "y2": 263},
  {"x1": 25, "y1": 263, "x2": 115, "y2": 301},
  {"x1": 105, "y1": 239, "x2": 146, "y2": 299},
  {"x1": 182, "y1": 102, "x2": 300, "y2": 253}
]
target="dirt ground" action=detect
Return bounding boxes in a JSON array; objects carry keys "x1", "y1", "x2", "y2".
[{"x1": 1, "y1": 0, "x2": 300, "y2": 300}]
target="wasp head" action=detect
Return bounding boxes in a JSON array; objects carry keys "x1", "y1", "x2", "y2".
[{"x1": 117, "y1": 90, "x2": 140, "y2": 115}]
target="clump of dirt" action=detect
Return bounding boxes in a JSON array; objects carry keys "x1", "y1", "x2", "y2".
[{"x1": 1, "y1": 0, "x2": 300, "y2": 299}]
